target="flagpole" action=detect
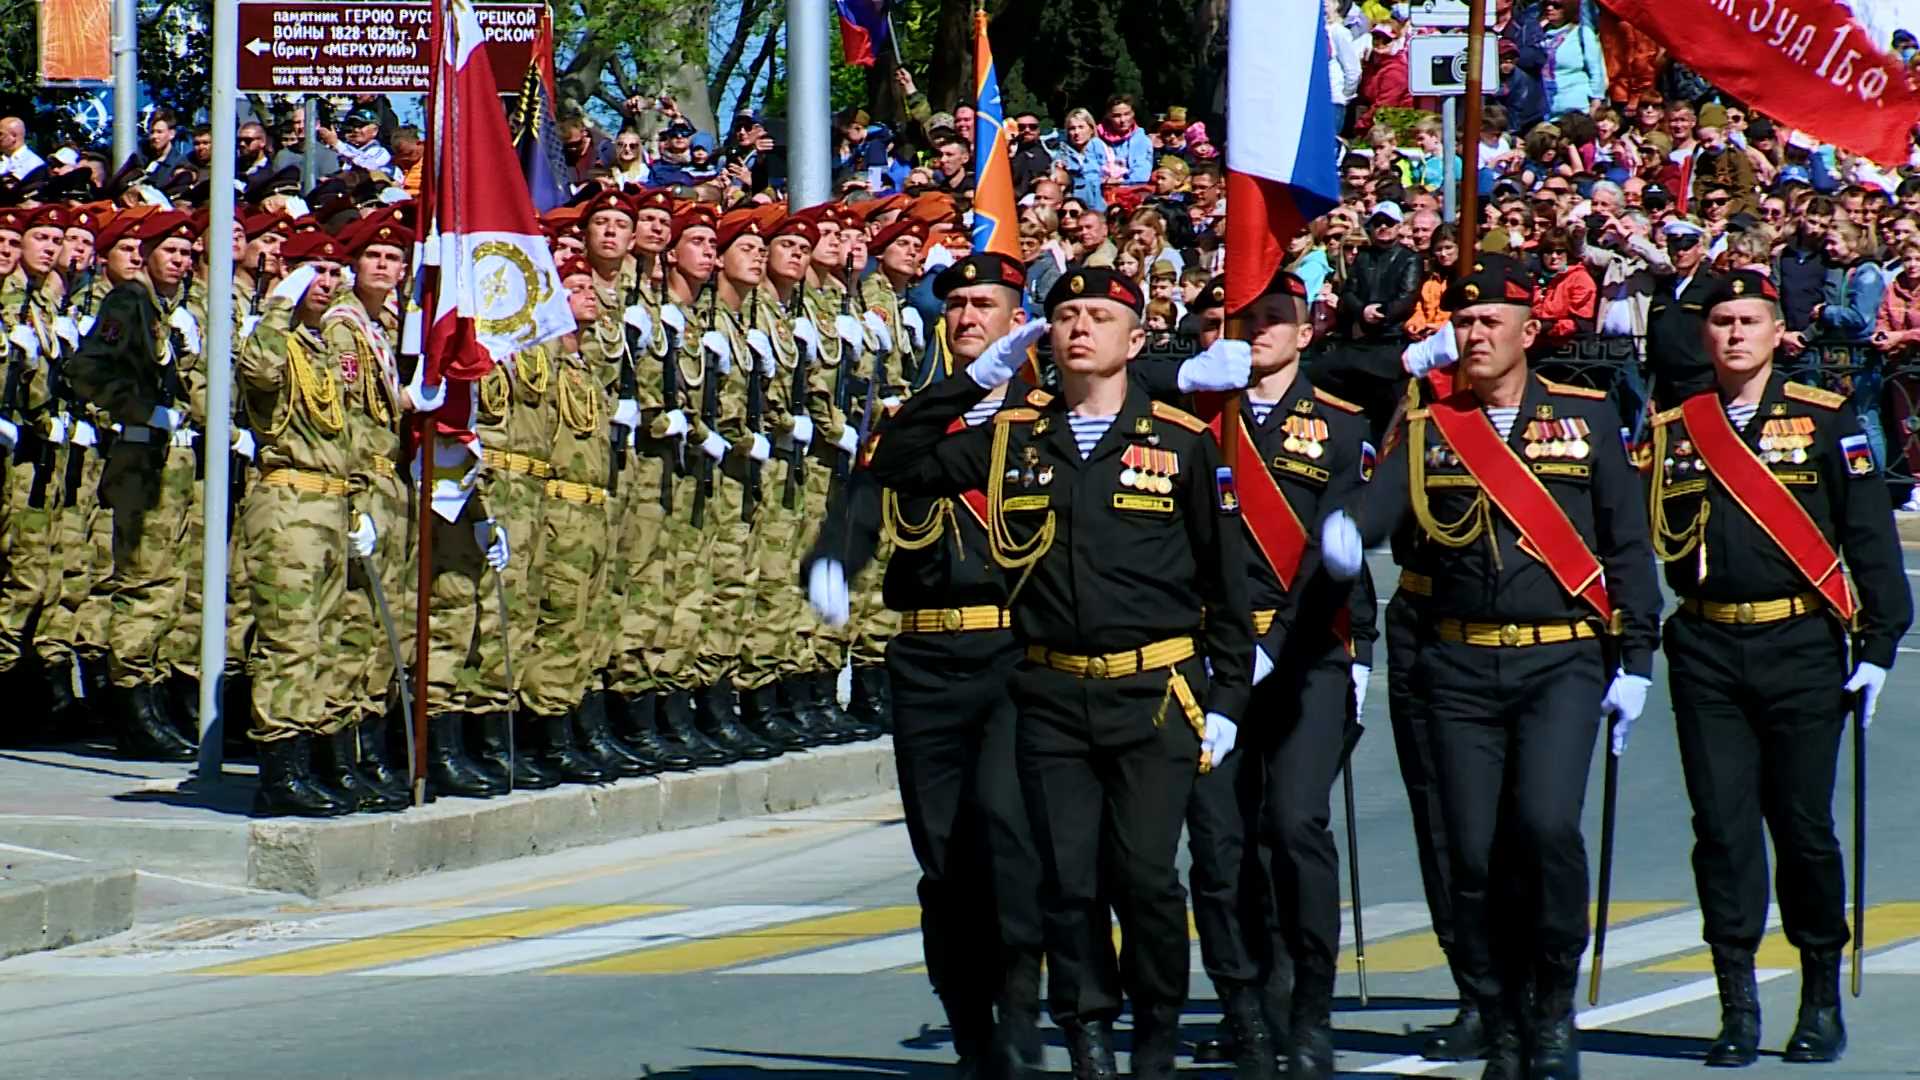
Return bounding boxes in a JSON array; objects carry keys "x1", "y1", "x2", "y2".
[
  {"x1": 1456, "y1": 0, "x2": 1488, "y2": 274},
  {"x1": 410, "y1": 0, "x2": 448, "y2": 806},
  {"x1": 884, "y1": 12, "x2": 905, "y2": 67}
]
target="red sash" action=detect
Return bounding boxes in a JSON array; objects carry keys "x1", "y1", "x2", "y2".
[
  {"x1": 1427, "y1": 391, "x2": 1614, "y2": 623},
  {"x1": 1678, "y1": 394, "x2": 1857, "y2": 623},
  {"x1": 946, "y1": 416, "x2": 990, "y2": 529},
  {"x1": 1195, "y1": 393, "x2": 1310, "y2": 590}
]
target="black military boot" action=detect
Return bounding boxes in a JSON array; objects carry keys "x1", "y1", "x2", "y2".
[
  {"x1": 946, "y1": 995, "x2": 996, "y2": 1080},
  {"x1": 994, "y1": 949, "x2": 1045, "y2": 1079},
  {"x1": 313, "y1": 727, "x2": 409, "y2": 811},
  {"x1": 1222, "y1": 982, "x2": 1279, "y2": 1080},
  {"x1": 251, "y1": 738, "x2": 352, "y2": 817},
  {"x1": 1422, "y1": 983, "x2": 1490, "y2": 1061},
  {"x1": 1479, "y1": 996, "x2": 1524, "y2": 1080},
  {"x1": 1063, "y1": 1019, "x2": 1120, "y2": 1080},
  {"x1": 356, "y1": 711, "x2": 410, "y2": 801},
  {"x1": 739, "y1": 682, "x2": 811, "y2": 751},
  {"x1": 1706, "y1": 944, "x2": 1761, "y2": 1067},
  {"x1": 573, "y1": 690, "x2": 652, "y2": 777},
  {"x1": 1285, "y1": 960, "x2": 1335, "y2": 1080},
  {"x1": 1129, "y1": 1003, "x2": 1182, "y2": 1080},
  {"x1": 799, "y1": 671, "x2": 858, "y2": 744},
  {"x1": 620, "y1": 692, "x2": 697, "y2": 771},
  {"x1": 695, "y1": 680, "x2": 774, "y2": 761},
  {"x1": 116, "y1": 682, "x2": 196, "y2": 761},
  {"x1": 292, "y1": 732, "x2": 356, "y2": 807},
  {"x1": 427, "y1": 714, "x2": 506, "y2": 798},
  {"x1": 480, "y1": 712, "x2": 563, "y2": 790},
  {"x1": 775, "y1": 677, "x2": 828, "y2": 747},
  {"x1": 536, "y1": 711, "x2": 610, "y2": 783},
  {"x1": 658, "y1": 689, "x2": 733, "y2": 766},
  {"x1": 845, "y1": 664, "x2": 888, "y2": 739},
  {"x1": 166, "y1": 672, "x2": 201, "y2": 742},
  {"x1": 1782, "y1": 948, "x2": 1847, "y2": 1063},
  {"x1": 43, "y1": 659, "x2": 85, "y2": 729},
  {"x1": 1528, "y1": 959, "x2": 1581, "y2": 1080}
]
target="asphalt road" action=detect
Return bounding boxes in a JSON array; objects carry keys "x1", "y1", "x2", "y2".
[{"x1": 2, "y1": 550, "x2": 1917, "y2": 1080}]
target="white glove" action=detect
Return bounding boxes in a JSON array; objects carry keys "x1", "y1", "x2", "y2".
[
  {"x1": 746, "y1": 329, "x2": 777, "y2": 376},
  {"x1": 1252, "y1": 645, "x2": 1274, "y2": 686},
  {"x1": 660, "y1": 302, "x2": 686, "y2": 334},
  {"x1": 0, "y1": 416, "x2": 18, "y2": 450},
  {"x1": 699, "y1": 430, "x2": 731, "y2": 461},
  {"x1": 622, "y1": 303, "x2": 654, "y2": 350},
  {"x1": 77, "y1": 314, "x2": 94, "y2": 336},
  {"x1": 612, "y1": 398, "x2": 641, "y2": 429},
  {"x1": 232, "y1": 429, "x2": 257, "y2": 460},
  {"x1": 784, "y1": 415, "x2": 815, "y2": 448},
  {"x1": 900, "y1": 307, "x2": 925, "y2": 350},
  {"x1": 966, "y1": 319, "x2": 1049, "y2": 390},
  {"x1": 70, "y1": 420, "x2": 96, "y2": 448},
  {"x1": 1176, "y1": 339, "x2": 1252, "y2": 393},
  {"x1": 475, "y1": 519, "x2": 510, "y2": 571},
  {"x1": 833, "y1": 424, "x2": 861, "y2": 455},
  {"x1": 7, "y1": 323, "x2": 40, "y2": 361},
  {"x1": 1403, "y1": 324, "x2": 1459, "y2": 377},
  {"x1": 1201, "y1": 711, "x2": 1239, "y2": 767},
  {"x1": 239, "y1": 315, "x2": 263, "y2": 341},
  {"x1": 1351, "y1": 663, "x2": 1371, "y2": 716},
  {"x1": 1320, "y1": 511, "x2": 1364, "y2": 580},
  {"x1": 807, "y1": 559, "x2": 850, "y2": 627},
  {"x1": 1601, "y1": 670, "x2": 1653, "y2": 755},
  {"x1": 699, "y1": 330, "x2": 733, "y2": 375},
  {"x1": 657, "y1": 409, "x2": 691, "y2": 438},
  {"x1": 168, "y1": 306, "x2": 201, "y2": 354},
  {"x1": 793, "y1": 316, "x2": 820, "y2": 356},
  {"x1": 269, "y1": 264, "x2": 320, "y2": 308},
  {"x1": 348, "y1": 512, "x2": 377, "y2": 559},
  {"x1": 406, "y1": 357, "x2": 447, "y2": 412},
  {"x1": 746, "y1": 433, "x2": 773, "y2": 462},
  {"x1": 53, "y1": 315, "x2": 78, "y2": 350},
  {"x1": 834, "y1": 313, "x2": 866, "y2": 353},
  {"x1": 862, "y1": 311, "x2": 892, "y2": 353},
  {"x1": 147, "y1": 404, "x2": 186, "y2": 431},
  {"x1": 1844, "y1": 661, "x2": 1889, "y2": 728}
]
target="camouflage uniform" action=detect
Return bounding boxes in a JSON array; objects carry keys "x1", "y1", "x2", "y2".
[
  {"x1": 684, "y1": 294, "x2": 757, "y2": 689},
  {"x1": 45, "y1": 273, "x2": 118, "y2": 696},
  {"x1": 649, "y1": 289, "x2": 720, "y2": 693},
  {"x1": 798, "y1": 275, "x2": 860, "y2": 677},
  {"x1": 737, "y1": 281, "x2": 812, "y2": 691},
  {"x1": 0, "y1": 275, "x2": 64, "y2": 687}
]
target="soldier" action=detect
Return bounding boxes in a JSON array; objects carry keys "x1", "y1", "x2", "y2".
[
  {"x1": 64, "y1": 210, "x2": 206, "y2": 760},
  {"x1": 869, "y1": 268, "x2": 1252, "y2": 1080},
  {"x1": 1321, "y1": 255, "x2": 1662, "y2": 1080},
  {"x1": 1647, "y1": 270, "x2": 1910, "y2": 1066},
  {"x1": 1646, "y1": 219, "x2": 1716, "y2": 409},
  {"x1": 805, "y1": 252, "x2": 1047, "y2": 1077}
]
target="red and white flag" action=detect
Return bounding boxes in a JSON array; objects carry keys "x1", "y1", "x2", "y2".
[{"x1": 417, "y1": 0, "x2": 573, "y2": 520}]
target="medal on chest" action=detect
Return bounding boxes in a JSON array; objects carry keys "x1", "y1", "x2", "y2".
[
  {"x1": 1522, "y1": 417, "x2": 1589, "y2": 460},
  {"x1": 1120, "y1": 444, "x2": 1178, "y2": 494},
  {"x1": 1758, "y1": 416, "x2": 1812, "y2": 465},
  {"x1": 1281, "y1": 414, "x2": 1327, "y2": 459}
]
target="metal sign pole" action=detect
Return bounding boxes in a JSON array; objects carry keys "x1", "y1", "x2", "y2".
[{"x1": 1442, "y1": 97, "x2": 1458, "y2": 223}]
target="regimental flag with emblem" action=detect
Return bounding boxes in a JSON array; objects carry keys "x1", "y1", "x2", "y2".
[
  {"x1": 420, "y1": 0, "x2": 574, "y2": 520},
  {"x1": 512, "y1": 3, "x2": 572, "y2": 215},
  {"x1": 969, "y1": 8, "x2": 1018, "y2": 263}
]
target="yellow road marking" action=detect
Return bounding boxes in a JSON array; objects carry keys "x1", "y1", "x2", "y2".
[
  {"x1": 1647, "y1": 903, "x2": 1920, "y2": 973},
  {"x1": 1342, "y1": 901, "x2": 1681, "y2": 973},
  {"x1": 553, "y1": 905, "x2": 922, "y2": 975},
  {"x1": 195, "y1": 905, "x2": 677, "y2": 977}
]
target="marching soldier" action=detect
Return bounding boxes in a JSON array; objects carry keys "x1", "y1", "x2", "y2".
[
  {"x1": 869, "y1": 268, "x2": 1252, "y2": 1080},
  {"x1": 1322, "y1": 255, "x2": 1661, "y2": 1080},
  {"x1": 1648, "y1": 270, "x2": 1910, "y2": 1066},
  {"x1": 804, "y1": 252, "x2": 1047, "y2": 1078}
]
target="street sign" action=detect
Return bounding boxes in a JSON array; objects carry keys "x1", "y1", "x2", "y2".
[
  {"x1": 1408, "y1": 34, "x2": 1499, "y2": 96},
  {"x1": 235, "y1": 0, "x2": 543, "y2": 95},
  {"x1": 1407, "y1": 0, "x2": 1497, "y2": 28}
]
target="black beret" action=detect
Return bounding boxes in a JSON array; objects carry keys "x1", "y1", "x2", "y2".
[
  {"x1": 1702, "y1": 270, "x2": 1779, "y2": 312},
  {"x1": 933, "y1": 253, "x2": 1027, "y2": 299},
  {"x1": 1190, "y1": 274, "x2": 1227, "y2": 313},
  {"x1": 1043, "y1": 267, "x2": 1144, "y2": 317},
  {"x1": 1443, "y1": 254, "x2": 1535, "y2": 310}
]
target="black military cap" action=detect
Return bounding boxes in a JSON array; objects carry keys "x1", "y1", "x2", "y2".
[
  {"x1": 160, "y1": 166, "x2": 200, "y2": 201},
  {"x1": 1043, "y1": 267, "x2": 1144, "y2": 317},
  {"x1": 306, "y1": 174, "x2": 351, "y2": 205},
  {"x1": 1253, "y1": 269, "x2": 1312, "y2": 323},
  {"x1": 42, "y1": 166, "x2": 99, "y2": 203},
  {"x1": 1702, "y1": 269, "x2": 1779, "y2": 313},
  {"x1": 933, "y1": 253, "x2": 1027, "y2": 299},
  {"x1": 1443, "y1": 254, "x2": 1536, "y2": 310},
  {"x1": 7, "y1": 165, "x2": 49, "y2": 205},
  {"x1": 244, "y1": 164, "x2": 302, "y2": 204},
  {"x1": 1190, "y1": 274, "x2": 1227, "y2": 314},
  {"x1": 104, "y1": 155, "x2": 145, "y2": 200}
]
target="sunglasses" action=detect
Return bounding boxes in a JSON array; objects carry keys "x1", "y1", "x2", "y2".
[
  {"x1": 1669, "y1": 235, "x2": 1702, "y2": 250},
  {"x1": 1763, "y1": 208, "x2": 1787, "y2": 219},
  {"x1": 1702, "y1": 196, "x2": 1731, "y2": 207},
  {"x1": 1017, "y1": 123, "x2": 1039, "y2": 132}
]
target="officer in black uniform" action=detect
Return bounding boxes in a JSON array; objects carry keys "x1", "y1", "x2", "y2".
[
  {"x1": 802, "y1": 253, "x2": 1046, "y2": 1080},
  {"x1": 1648, "y1": 270, "x2": 1910, "y2": 1068},
  {"x1": 1645, "y1": 219, "x2": 1719, "y2": 409},
  {"x1": 868, "y1": 267, "x2": 1252, "y2": 1080},
  {"x1": 1321, "y1": 255, "x2": 1662, "y2": 1080}
]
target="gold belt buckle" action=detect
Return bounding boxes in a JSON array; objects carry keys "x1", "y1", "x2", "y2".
[
  {"x1": 1086, "y1": 655, "x2": 1109, "y2": 679},
  {"x1": 1499, "y1": 623, "x2": 1522, "y2": 647},
  {"x1": 941, "y1": 609, "x2": 962, "y2": 632},
  {"x1": 1735, "y1": 602, "x2": 1756, "y2": 625}
]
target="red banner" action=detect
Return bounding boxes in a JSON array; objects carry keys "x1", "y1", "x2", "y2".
[
  {"x1": 1602, "y1": 0, "x2": 1920, "y2": 164},
  {"x1": 39, "y1": 0, "x2": 111, "y2": 84}
]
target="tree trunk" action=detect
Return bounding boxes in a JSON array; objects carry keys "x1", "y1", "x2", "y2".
[{"x1": 927, "y1": 0, "x2": 972, "y2": 112}]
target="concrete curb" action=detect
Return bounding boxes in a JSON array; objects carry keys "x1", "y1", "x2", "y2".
[
  {"x1": 248, "y1": 739, "x2": 898, "y2": 897},
  {"x1": 0, "y1": 859, "x2": 137, "y2": 960},
  {"x1": 1899, "y1": 513, "x2": 1920, "y2": 544}
]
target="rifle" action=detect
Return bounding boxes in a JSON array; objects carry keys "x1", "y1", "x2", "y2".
[
  {"x1": 613, "y1": 279, "x2": 640, "y2": 490},
  {"x1": 743, "y1": 286, "x2": 763, "y2": 523},
  {"x1": 9, "y1": 285, "x2": 55, "y2": 509},
  {"x1": 690, "y1": 281, "x2": 720, "y2": 528},
  {"x1": 831, "y1": 253, "x2": 860, "y2": 480},
  {"x1": 53, "y1": 271, "x2": 92, "y2": 507},
  {"x1": 161, "y1": 269, "x2": 201, "y2": 480},
  {"x1": 781, "y1": 285, "x2": 809, "y2": 510}
]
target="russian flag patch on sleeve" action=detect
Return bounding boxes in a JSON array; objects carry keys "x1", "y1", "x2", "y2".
[
  {"x1": 1360, "y1": 441, "x2": 1377, "y2": 482},
  {"x1": 1841, "y1": 433, "x2": 1875, "y2": 476},
  {"x1": 1215, "y1": 466, "x2": 1240, "y2": 515}
]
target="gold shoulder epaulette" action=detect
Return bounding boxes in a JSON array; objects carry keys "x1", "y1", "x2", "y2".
[
  {"x1": 1783, "y1": 382, "x2": 1846, "y2": 409},
  {"x1": 1653, "y1": 406, "x2": 1685, "y2": 427},
  {"x1": 1313, "y1": 387, "x2": 1363, "y2": 414},
  {"x1": 995, "y1": 408, "x2": 1040, "y2": 424},
  {"x1": 1543, "y1": 378, "x2": 1608, "y2": 400},
  {"x1": 1025, "y1": 388, "x2": 1054, "y2": 407},
  {"x1": 1151, "y1": 400, "x2": 1206, "y2": 433}
]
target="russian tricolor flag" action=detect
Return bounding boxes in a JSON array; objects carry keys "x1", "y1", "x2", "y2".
[
  {"x1": 1224, "y1": 0, "x2": 1340, "y2": 314},
  {"x1": 837, "y1": 0, "x2": 892, "y2": 68}
]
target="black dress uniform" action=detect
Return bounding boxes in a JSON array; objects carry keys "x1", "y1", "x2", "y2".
[
  {"x1": 1648, "y1": 272, "x2": 1911, "y2": 1067},
  {"x1": 868, "y1": 268, "x2": 1253, "y2": 1080},
  {"x1": 1342, "y1": 256, "x2": 1662, "y2": 1080},
  {"x1": 1645, "y1": 260, "x2": 1719, "y2": 409},
  {"x1": 802, "y1": 255, "x2": 1046, "y2": 1078}
]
